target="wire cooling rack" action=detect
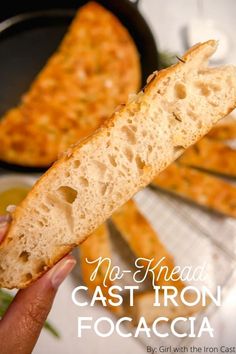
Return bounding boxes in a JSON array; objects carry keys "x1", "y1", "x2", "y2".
[
  {"x1": 132, "y1": 187, "x2": 236, "y2": 349},
  {"x1": 74, "y1": 184, "x2": 236, "y2": 351},
  {"x1": 0, "y1": 166, "x2": 234, "y2": 350}
]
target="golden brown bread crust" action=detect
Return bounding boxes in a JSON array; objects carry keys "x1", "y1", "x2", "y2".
[
  {"x1": 79, "y1": 223, "x2": 122, "y2": 315},
  {"x1": 0, "y1": 2, "x2": 140, "y2": 167},
  {"x1": 179, "y1": 138, "x2": 236, "y2": 177},
  {"x1": 124, "y1": 290, "x2": 211, "y2": 325},
  {"x1": 152, "y1": 163, "x2": 236, "y2": 218},
  {"x1": 80, "y1": 224, "x2": 111, "y2": 295},
  {"x1": 207, "y1": 116, "x2": 236, "y2": 140},
  {"x1": 1, "y1": 40, "x2": 236, "y2": 289},
  {"x1": 111, "y1": 200, "x2": 185, "y2": 289}
]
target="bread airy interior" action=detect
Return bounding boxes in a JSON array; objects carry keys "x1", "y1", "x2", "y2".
[{"x1": 1, "y1": 40, "x2": 236, "y2": 288}]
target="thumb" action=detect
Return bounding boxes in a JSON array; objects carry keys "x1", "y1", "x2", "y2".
[{"x1": 0, "y1": 255, "x2": 76, "y2": 354}]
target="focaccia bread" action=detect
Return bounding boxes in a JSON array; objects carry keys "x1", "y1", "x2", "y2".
[
  {"x1": 124, "y1": 290, "x2": 211, "y2": 325},
  {"x1": 1, "y1": 40, "x2": 236, "y2": 289},
  {"x1": 111, "y1": 200, "x2": 185, "y2": 289},
  {"x1": 207, "y1": 115, "x2": 236, "y2": 140},
  {"x1": 80, "y1": 224, "x2": 112, "y2": 295},
  {"x1": 79, "y1": 223, "x2": 122, "y2": 315},
  {"x1": 152, "y1": 163, "x2": 236, "y2": 218},
  {"x1": 179, "y1": 138, "x2": 236, "y2": 177},
  {"x1": 0, "y1": 2, "x2": 140, "y2": 167}
]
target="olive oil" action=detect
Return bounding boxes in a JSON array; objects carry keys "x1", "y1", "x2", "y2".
[{"x1": 0, "y1": 187, "x2": 30, "y2": 214}]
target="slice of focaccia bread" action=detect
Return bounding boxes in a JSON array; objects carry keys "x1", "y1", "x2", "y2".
[
  {"x1": 79, "y1": 223, "x2": 122, "y2": 315},
  {"x1": 111, "y1": 199, "x2": 185, "y2": 289},
  {"x1": 152, "y1": 163, "x2": 236, "y2": 218},
  {"x1": 179, "y1": 138, "x2": 236, "y2": 177},
  {"x1": 80, "y1": 224, "x2": 112, "y2": 296},
  {"x1": 124, "y1": 290, "x2": 211, "y2": 325},
  {"x1": 0, "y1": 2, "x2": 140, "y2": 167},
  {"x1": 1, "y1": 40, "x2": 236, "y2": 289}
]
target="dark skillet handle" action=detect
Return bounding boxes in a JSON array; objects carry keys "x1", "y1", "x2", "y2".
[{"x1": 130, "y1": 0, "x2": 140, "y2": 7}]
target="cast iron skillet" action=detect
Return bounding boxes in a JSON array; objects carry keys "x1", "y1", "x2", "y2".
[{"x1": 0, "y1": 0, "x2": 159, "y2": 172}]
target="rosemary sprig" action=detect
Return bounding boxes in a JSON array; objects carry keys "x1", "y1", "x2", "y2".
[
  {"x1": 0, "y1": 289, "x2": 60, "y2": 338},
  {"x1": 43, "y1": 321, "x2": 60, "y2": 338}
]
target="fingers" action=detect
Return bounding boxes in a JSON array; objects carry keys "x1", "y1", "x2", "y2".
[
  {"x1": 0, "y1": 214, "x2": 11, "y2": 243},
  {"x1": 0, "y1": 255, "x2": 76, "y2": 354},
  {"x1": 0, "y1": 215, "x2": 11, "y2": 223}
]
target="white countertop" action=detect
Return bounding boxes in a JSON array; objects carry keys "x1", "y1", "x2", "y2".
[{"x1": 34, "y1": 1, "x2": 236, "y2": 353}]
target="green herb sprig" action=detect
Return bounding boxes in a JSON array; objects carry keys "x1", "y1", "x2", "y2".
[
  {"x1": 0, "y1": 289, "x2": 60, "y2": 338},
  {"x1": 158, "y1": 50, "x2": 178, "y2": 69}
]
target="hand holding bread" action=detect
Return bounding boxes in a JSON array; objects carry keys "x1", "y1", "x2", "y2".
[
  {"x1": 0, "y1": 218, "x2": 76, "y2": 354},
  {"x1": 1, "y1": 40, "x2": 236, "y2": 289}
]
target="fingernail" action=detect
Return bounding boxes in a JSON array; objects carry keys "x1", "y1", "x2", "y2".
[{"x1": 49, "y1": 255, "x2": 76, "y2": 289}]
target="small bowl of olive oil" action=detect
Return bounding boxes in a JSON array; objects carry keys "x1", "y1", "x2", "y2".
[{"x1": 0, "y1": 175, "x2": 36, "y2": 214}]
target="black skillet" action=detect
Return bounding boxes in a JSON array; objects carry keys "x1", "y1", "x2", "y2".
[{"x1": 0, "y1": 0, "x2": 159, "y2": 173}]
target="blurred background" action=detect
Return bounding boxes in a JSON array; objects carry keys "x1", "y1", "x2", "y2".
[{"x1": 0, "y1": 1, "x2": 236, "y2": 353}]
